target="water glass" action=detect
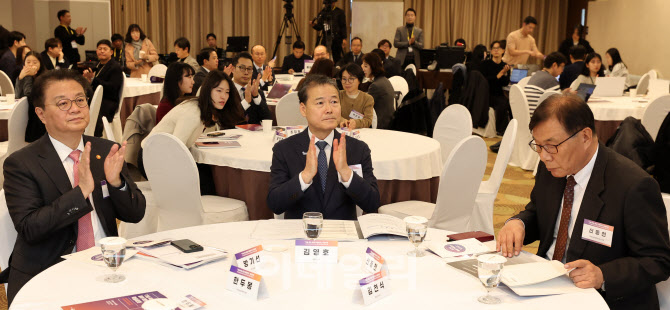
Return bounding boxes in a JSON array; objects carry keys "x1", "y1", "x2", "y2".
[
  {"x1": 100, "y1": 237, "x2": 127, "y2": 283},
  {"x1": 404, "y1": 216, "x2": 428, "y2": 257},
  {"x1": 477, "y1": 254, "x2": 507, "y2": 304},
  {"x1": 303, "y1": 212, "x2": 323, "y2": 240}
]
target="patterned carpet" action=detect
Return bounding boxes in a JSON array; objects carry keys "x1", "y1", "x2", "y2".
[{"x1": 0, "y1": 137, "x2": 538, "y2": 310}]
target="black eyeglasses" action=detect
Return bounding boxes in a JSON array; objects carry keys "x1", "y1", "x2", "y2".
[
  {"x1": 236, "y1": 65, "x2": 254, "y2": 73},
  {"x1": 54, "y1": 96, "x2": 89, "y2": 111},
  {"x1": 341, "y1": 77, "x2": 357, "y2": 84},
  {"x1": 528, "y1": 128, "x2": 584, "y2": 154}
]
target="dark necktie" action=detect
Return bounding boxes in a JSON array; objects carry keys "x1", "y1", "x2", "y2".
[
  {"x1": 316, "y1": 141, "x2": 328, "y2": 194},
  {"x1": 552, "y1": 175, "x2": 577, "y2": 261},
  {"x1": 240, "y1": 87, "x2": 245, "y2": 99}
]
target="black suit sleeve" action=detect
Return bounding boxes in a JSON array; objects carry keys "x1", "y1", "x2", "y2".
[
  {"x1": 343, "y1": 142, "x2": 380, "y2": 213},
  {"x1": 281, "y1": 56, "x2": 292, "y2": 74},
  {"x1": 511, "y1": 163, "x2": 543, "y2": 245},
  {"x1": 267, "y1": 143, "x2": 306, "y2": 215},
  {"x1": 92, "y1": 64, "x2": 123, "y2": 102},
  {"x1": 245, "y1": 90, "x2": 272, "y2": 124}
]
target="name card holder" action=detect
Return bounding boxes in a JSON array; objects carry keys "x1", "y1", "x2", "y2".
[
  {"x1": 294, "y1": 240, "x2": 338, "y2": 263},
  {"x1": 233, "y1": 245, "x2": 264, "y2": 271},
  {"x1": 226, "y1": 266, "x2": 268, "y2": 300},
  {"x1": 364, "y1": 247, "x2": 388, "y2": 274},
  {"x1": 356, "y1": 270, "x2": 391, "y2": 305}
]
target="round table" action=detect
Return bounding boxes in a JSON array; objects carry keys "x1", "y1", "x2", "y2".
[
  {"x1": 0, "y1": 96, "x2": 19, "y2": 141},
  {"x1": 191, "y1": 128, "x2": 443, "y2": 220},
  {"x1": 9, "y1": 222, "x2": 609, "y2": 309},
  {"x1": 120, "y1": 78, "x2": 164, "y2": 129},
  {"x1": 587, "y1": 96, "x2": 649, "y2": 142}
]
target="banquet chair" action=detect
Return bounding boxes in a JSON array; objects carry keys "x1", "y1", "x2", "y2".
[
  {"x1": 470, "y1": 120, "x2": 518, "y2": 235},
  {"x1": 0, "y1": 190, "x2": 16, "y2": 295},
  {"x1": 642, "y1": 94, "x2": 670, "y2": 141},
  {"x1": 516, "y1": 76, "x2": 531, "y2": 88},
  {"x1": 118, "y1": 181, "x2": 158, "y2": 239},
  {"x1": 472, "y1": 108, "x2": 497, "y2": 138},
  {"x1": 389, "y1": 76, "x2": 409, "y2": 109},
  {"x1": 84, "y1": 85, "x2": 103, "y2": 136},
  {"x1": 637, "y1": 72, "x2": 653, "y2": 95},
  {"x1": 148, "y1": 64, "x2": 168, "y2": 78},
  {"x1": 658, "y1": 192, "x2": 670, "y2": 309},
  {"x1": 405, "y1": 64, "x2": 417, "y2": 76},
  {"x1": 102, "y1": 118, "x2": 115, "y2": 141},
  {"x1": 143, "y1": 133, "x2": 248, "y2": 231},
  {"x1": 111, "y1": 75, "x2": 126, "y2": 143},
  {"x1": 371, "y1": 109, "x2": 378, "y2": 129},
  {"x1": 538, "y1": 90, "x2": 560, "y2": 106},
  {"x1": 508, "y1": 84, "x2": 539, "y2": 171},
  {"x1": 0, "y1": 97, "x2": 30, "y2": 188},
  {"x1": 433, "y1": 104, "x2": 472, "y2": 164},
  {"x1": 276, "y1": 92, "x2": 306, "y2": 126},
  {"x1": 378, "y1": 136, "x2": 487, "y2": 232},
  {"x1": 0, "y1": 70, "x2": 14, "y2": 95}
]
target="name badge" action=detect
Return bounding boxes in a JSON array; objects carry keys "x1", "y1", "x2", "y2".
[
  {"x1": 101, "y1": 180, "x2": 110, "y2": 199},
  {"x1": 71, "y1": 41, "x2": 78, "y2": 49},
  {"x1": 582, "y1": 219, "x2": 614, "y2": 247},
  {"x1": 408, "y1": 47, "x2": 413, "y2": 53},
  {"x1": 294, "y1": 240, "x2": 338, "y2": 263},
  {"x1": 175, "y1": 294, "x2": 207, "y2": 310},
  {"x1": 349, "y1": 110, "x2": 364, "y2": 120},
  {"x1": 357, "y1": 270, "x2": 391, "y2": 305},
  {"x1": 226, "y1": 265, "x2": 268, "y2": 300},
  {"x1": 364, "y1": 247, "x2": 388, "y2": 274},
  {"x1": 349, "y1": 164, "x2": 363, "y2": 178},
  {"x1": 234, "y1": 245, "x2": 263, "y2": 271}
]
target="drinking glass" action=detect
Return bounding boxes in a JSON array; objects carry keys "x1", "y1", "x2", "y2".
[
  {"x1": 477, "y1": 254, "x2": 507, "y2": 304},
  {"x1": 100, "y1": 237, "x2": 127, "y2": 283},
  {"x1": 404, "y1": 216, "x2": 428, "y2": 257},
  {"x1": 303, "y1": 212, "x2": 323, "y2": 240}
]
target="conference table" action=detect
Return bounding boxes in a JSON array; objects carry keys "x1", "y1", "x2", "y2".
[
  {"x1": 9, "y1": 221, "x2": 609, "y2": 309},
  {"x1": 587, "y1": 95, "x2": 649, "y2": 142},
  {"x1": 191, "y1": 128, "x2": 442, "y2": 220},
  {"x1": 119, "y1": 77, "x2": 163, "y2": 129}
]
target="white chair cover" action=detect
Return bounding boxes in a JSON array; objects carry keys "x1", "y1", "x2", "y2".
[
  {"x1": 538, "y1": 91, "x2": 560, "y2": 106},
  {"x1": 471, "y1": 120, "x2": 518, "y2": 234},
  {"x1": 433, "y1": 104, "x2": 472, "y2": 164},
  {"x1": 405, "y1": 64, "x2": 417, "y2": 76},
  {"x1": 7, "y1": 97, "x2": 29, "y2": 155},
  {"x1": 642, "y1": 94, "x2": 670, "y2": 141},
  {"x1": 118, "y1": 181, "x2": 158, "y2": 239},
  {"x1": 388, "y1": 76, "x2": 409, "y2": 106},
  {"x1": 473, "y1": 108, "x2": 497, "y2": 138},
  {"x1": 148, "y1": 64, "x2": 168, "y2": 78},
  {"x1": 0, "y1": 190, "x2": 16, "y2": 295},
  {"x1": 371, "y1": 109, "x2": 378, "y2": 129},
  {"x1": 637, "y1": 73, "x2": 652, "y2": 95},
  {"x1": 516, "y1": 76, "x2": 531, "y2": 88},
  {"x1": 111, "y1": 75, "x2": 126, "y2": 143},
  {"x1": 102, "y1": 117, "x2": 115, "y2": 141},
  {"x1": 275, "y1": 92, "x2": 306, "y2": 126},
  {"x1": 658, "y1": 192, "x2": 670, "y2": 309},
  {"x1": 508, "y1": 84, "x2": 539, "y2": 170},
  {"x1": 0, "y1": 70, "x2": 14, "y2": 95},
  {"x1": 143, "y1": 133, "x2": 248, "y2": 231},
  {"x1": 84, "y1": 85, "x2": 103, "y2": 136},
  {"x1": 378, "y1": 136, "x2": 487, "y2": 232}
]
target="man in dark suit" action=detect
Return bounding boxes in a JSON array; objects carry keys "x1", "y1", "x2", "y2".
[
  {"x1": 394, "y1": 8, "x2": 423, "y2": 69},
  {"x1": 267, "y1": 74, "x2": 380, "y2": 220},
  {"x1": 559, "y1": 45, "x2": 586, "y2": 90},
  {"x1": 206, "y1": 33, "x2": 225, "y2": 60},
  {"x1": 231, "y1": 52, "x2": 272, "y2": 124},
  {"x1": 41, "y1": 38, "x2": 70, "y2": 71},
  {"x1": 54, "y1": 9, "x2": 85, "y2": 65},
  {"x1": 497, "y1": 94, "x2": 670, "y2": 310},
  {"x1": 250, "y1": 45, "x2": 275, "y2": 92},
  {"x1": 336, "y1": 37, "x2": 364, "y2": 69},
  {"x1": 310, "y1": 1, "x2": 347, "y2": 64},
  {"x1": 2, "y1": 69, "x2": 146, "y2": 306},
  {"x1": 193, "y1": 47, "x2": 218, "y2": 95},
  {"x1": 281, "y1": 41, "x2": 313, "y2": 74},
  {"x1": 82, "y1": 40, "x2": 124, "y2": 137}
]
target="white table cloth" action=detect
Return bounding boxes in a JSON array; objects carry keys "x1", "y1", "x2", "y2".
[
  {"x1": 123, "y1": 77, "x2": 163, "y2": 98},
  {"x1": 10, "y1": 221, "x2": 608, "y2": 310},
  {"x1": 587, "y1": 96, "x2": 649, "y2": 121},
  {"x1": 0, "y1": 96, "x2": 18, "y2": 120},
  {"x1": 191, "y1": 128, "x2": 443, "y2": 181}
]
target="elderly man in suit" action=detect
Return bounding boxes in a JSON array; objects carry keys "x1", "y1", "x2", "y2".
[
  {"x1": 394, "y1": 8, "x2": 423, "y2": 69},
  {"x1": 267, "y1": 74, "x2": 380, "y2": 220},
  {"x1": 497, "y1": 94, "x2": 670, "y2": 310},
  {"x1": 2, "y1": 69, "x2": 146, "y2": 306},
  {"x1": 250, "y1": 45, "x2": 275, "y2": 92},
  {"x1": 82, "y1": 39, "x2": 124, "y2": 137}
]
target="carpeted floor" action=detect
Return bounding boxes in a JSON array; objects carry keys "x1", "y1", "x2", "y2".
[{"x1": 0, "y1": 137, "x2": 538, "y2": 310}]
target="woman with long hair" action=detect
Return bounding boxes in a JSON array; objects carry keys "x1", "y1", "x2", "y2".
[
  {"x1": 569, "y1": 52, "x2": 605, "y2": 91},
  {"x1": 362, "y1": 52, "x2": 394, "y2": 129},
  {"x1": 124, "y1": 24, "x2": 159, "y2": 77},
  {"x1": 155, "y1": 62, "x2": 195, "y2": 123},
  {"x1": 16, "y1": 50, "x2": 47, "y2": 143},
  {"x1": 604, "y1": 48, "x2": 628, "y2": 85}
]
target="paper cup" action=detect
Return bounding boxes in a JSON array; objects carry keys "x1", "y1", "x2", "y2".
[
  {"x1": 629, "y1": 88, "x2": 637, "y2": 98},
  {"x1": 139, "y1": 50, "x2": 146, "y2": 58},
  {"x1": 141, "y1": 74, "x2": 148, "y2": 82},
  {"x1": 5, "y1": 93, "x2": 14, "y2": 105},
  {"x1": 262, "y1": 119, "x2": 273, "y2": 133}
]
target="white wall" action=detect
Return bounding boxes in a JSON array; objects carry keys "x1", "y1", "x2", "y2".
[
  {"x1": 588, "y1": 0, "x2": 670, "y2": 77},
  {"x1": 351, "y1": 0, "x2": 404, "y2": 56}
]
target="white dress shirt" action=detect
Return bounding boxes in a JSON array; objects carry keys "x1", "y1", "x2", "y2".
[
  {"x1": 546, "y1": 146, "x2": 599, "y2": 262},
  {"x1": 234, "y1": 81, "x2": 262, "y2": 111},
  {"x1": 298, "y1": 129, "x2": 353, "y2": 191}
]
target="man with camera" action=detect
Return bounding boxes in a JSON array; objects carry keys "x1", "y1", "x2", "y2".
[{"x1": 310, "y1": 0, "x2": 347, "y2": 63}]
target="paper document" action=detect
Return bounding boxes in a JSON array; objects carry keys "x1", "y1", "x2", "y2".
[
  {"x1": 250, "y1": 219, "x2": 360, "y2": 241},
  {"x1": 504, "y1": 274, "x2": 583, "y2": 296},
  {"x1": 501, "y1": 260, "x2": 568, "y2": 286},
  {"x1": 357, "y1": 214, "x2": 408, "y2": 239},
  {"x1": 137, "y1": 242, "x2": 227, "y2": 269},
  {"x1": 426, "y1": 239, "x2": 490, "y2": 259}
]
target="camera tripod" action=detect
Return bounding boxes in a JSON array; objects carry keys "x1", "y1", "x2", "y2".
[{"x1": 272, "y1": 0, "x2": 302, "y2": 60}]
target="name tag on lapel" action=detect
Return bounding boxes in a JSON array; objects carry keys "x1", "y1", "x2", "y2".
[
  {"x1": 349, "y1": 164, "x2": 363, "y2": 178},
  {"x1": 101, "y1": 180, "x2": 110, "y2": 199},
  {"x1": 581, "y1": 219, "x2": 613, "y2": 247}
]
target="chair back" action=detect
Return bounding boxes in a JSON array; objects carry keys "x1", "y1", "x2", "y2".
[
  {"x1": 276, "y1": 92, "x2": 306, "y2": 126},
  {"x1": 102, "y1": 117, "x2": 115, "y2": 141},
  {"x1": 637, "y1": 73, "x2": 652, "y2": 95},
  {"x1": 148, "y1": 64, "x2": 168, "y2": 78},
  {"x1": 482, "y1": 119, "x2": 518, "y2": 192},
  {"x1": 143, "y1": 133, "x2": 204, "y2": 231},
  {"x1": 642, "y1": 94, "x2": 670, "y2": 141},
  {"x1": 0, "y1": 70, "x2": 14, "y2": 95},
  {"x1": 433, "y1": 104, "x2": 472, "y2": 164},
  {"x1": 538, "y1": 91, "x2": 560, "y2": 106},
  {"x1": 85, "y1": 85, "x2": 103, "y2": 136},
  {"x1": 429, "y1": 136, "x2": 487, "y2": 231},
  {"x1": 110, "y1": 75, "x2": 127, "y2": 143},
  {"x1": 508, "y1": 84, "x2": 539, "y2": 170},
  {"x1": 7, "y1": 97, "x2": 29, "y2": 155},
  {"x1": 405, "y1": 64, "x2": 417, "y2": 76},
  {"x1": 516, "y1": 76, "x2": 531, "y2": 88},
  {"x1": 388, "y1": 76, "x2": 409, "y2": 106},
  {"x1": 0, "y1": 190, "x2": 17, "y2": 281},
  {"x1": 371, "y1": 109, "x2": 378, "y2": 129}
]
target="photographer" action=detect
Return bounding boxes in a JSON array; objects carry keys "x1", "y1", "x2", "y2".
[{"x1": 310, "y1": 0, "x2": 347, "y2": 63}]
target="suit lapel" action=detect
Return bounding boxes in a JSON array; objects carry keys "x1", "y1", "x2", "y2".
[{"x1": 37, "y1": 135, "x2": 74, "y2": 195}]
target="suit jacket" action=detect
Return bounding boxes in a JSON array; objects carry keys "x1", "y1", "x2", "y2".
[
  {"x1": 514, "y1": 146, "x2": 670, "y2": 310},
  {"x1": 244, "y1": 87, "x2": 272, "y2": 125},
  {"x1": 367, "y1": 76, "x2": 395, "y2": 129},
  {"x1": 267, "y1": 129, "x2": 380, "y2": 220},
  {"x1": 3, "y1": 135, "x2": 146, "y2": 305},
  {"x1": 311, "y1": 6, "x2": 347, "y2": 42},
  {"x1": 193, "y1": 67, "x2": 209, "y2": 95},
  {"x1": 560, "y1": 60, "x2": 584, "y2": 90},
  {"x1": 394, "y1": 26, "x2": 424, "y2": 67},
  {"x1": 336, "y1": 52, "x2": 363, "y2": 68},
  {"x1": 40, "y1": 50, "x2": 70, "y2": 71},
  {"x1": 383, "y1": 57, "x2": 402, "y2": 78},
  {"x1": 91, "y1": 59, "x2": 123, "y2": 109},
  {"x1": 54, "y1": 25, "x2": 85, "y2": 64},
  {"x1": 281, "y1": 54, "x2": 313, "y2": 74},
  {"x1": 251, "y1": 64, "x2": 275, "y2": 92}
]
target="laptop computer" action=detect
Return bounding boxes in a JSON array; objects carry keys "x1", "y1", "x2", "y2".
[
  {"x1": 510, "y1": 69, "x2": 528, "y2": 84},
  {"x1": 593, "y1": 77, "x2": 626, "y2": 97},
  {"x1": 576, "y1": 83, "x2": 596, "y2": 102},
  {"x1": 267, "y1": 83, "x2": 292, "y2": 99}
]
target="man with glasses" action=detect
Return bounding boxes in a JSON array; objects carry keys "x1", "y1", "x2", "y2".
[
  {"x1": 231, "y1": 51, "x2": 271, "y2": 124},
  {"x1": 497, "y1": 94, "x2": 670, "y2": 310},
  {"x1": 1, "y1": 69, "x2": 146, "y2": 306}
]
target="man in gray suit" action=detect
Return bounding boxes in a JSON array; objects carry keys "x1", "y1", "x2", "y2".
[{"x1": 394, "y1": 8, "x2": 424, "y2": 69}]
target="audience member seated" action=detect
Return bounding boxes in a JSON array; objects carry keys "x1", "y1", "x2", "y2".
[
  {"x1": 605, "y1": 48, "x2": 629, "y2": 87},
  {"x1": 12, "y1": 45, "x2": 32, "y2": 82},
  {"x1": 569, "y1": 52, "x2": 604, "y2": 91},
  {"x1": 337, "y1": 63, "x2": 374, "y2": 129},
  {"x1": 82, "y1": 40, "x2": 124, "y2": 137},
  {"x1": 466, "y1": 44, "x2": 487, "y2": 72},
  {"x1": 111, "y1": 33, "x2": 125, "y2": 65},
  {"x1": 313, "y1": 45, "x2": 330, "y2": 61},
  {"x1": 362, "y1": 53, "x2": 394, "y2": 129},
  {"x1": 14, "y1": 51, "x2": 45, "y2": 99},
  {"x1": 559, "y1": 45, "x2": 586, "y2": 90},
  {"x1": 194, "y1": 47, "x2": 219, "y2": 95},
  {"x1": 41, "y1": 38, "x2": 70, "y2": 71},
  {"x1": 503, "y1": 16, "x2": 544, "y2": 65},
  {"x1": 296, "y1": 58, "x2": 335, "y2": 91},
  {"x1": 54, "y1": 10, "x2": 85, "y2": 65},
  {"x1": 525, "y1": 52, "x2": 565, "y2": 116},
  {"x1": 480, "y1": 40, "x2": 511, "y2": 135},
  {"x1": 155, "y1": 62, "x2": 195, "y2": 124},
  {"x1": 3, "y1": 69, "x2": 146, "y2": 306},
  {"x1": 174, "y1": 37, "x2": 200, "y2": 72},
  {"x1": 124, "y1": 24, "x2": 158, "y2": 78},
  {"x1": 394, "y1": 8, "x2": 423, "y2": 69},
  {"x1": 558, "y1": 25, "x2": 594, "y2": 61},
  {"x1": 281, "y1": 41, "x2": 312, "y2": 74},
  {"x1": 497, "y1": 93, "x2": 670, "y2": 310},
  {"x1": 205, "y1": 33, "x2": 225, "y2": 60},
  {"x1": 337, "y1": 37, "x2": 364, "y2": 68},
  {"x1": 0, "y1": 31, "x2": 27, "y2": 83},
  {"x1": 231, "y1": 52, "x2": 272, "y2": 124},
  {"x1": 250, "y1": 45, "x2": 275, "y2": 91},
  {"x1": 267, "y1": 74, "x2": 380, "y2": 220}
]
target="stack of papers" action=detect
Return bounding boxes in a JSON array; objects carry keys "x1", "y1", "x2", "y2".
[
  {"x1": 501, "y1": 260, "x2": 583, "y2": 296},
  {"x1": 357, "y1": 214, "x2": 408, "y2": 239},
  {"x1": 133, "y1": 239, "x2": 227, "y2": 269},
  {"x1": 250, "y1": 219, "x2": 360, "y2": 241}
]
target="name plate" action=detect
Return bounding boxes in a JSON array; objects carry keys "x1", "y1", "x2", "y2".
[
  {"x1": 226, "y1": 266, "x2": 268, "y2": 300},
  {"x1": 234, "y1": 245, "x2": 263, "y2": 271},
  {"x1": 358, "y1": 270, "x2": 391, "y2": 305},
  {"x1": 294, "y1": 240, "x2": 338, "y2": 263},
  {"x1": 364, "y1": 247, "x2": 388, "y2": 274}
]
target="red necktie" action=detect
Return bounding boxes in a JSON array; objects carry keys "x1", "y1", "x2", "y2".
[
  {"x1": 552, "y1": 175, "x2": 577, "y2": 261},
  {"x1": 70, "y1": 150, "x2": 94, "y2": 252}
]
